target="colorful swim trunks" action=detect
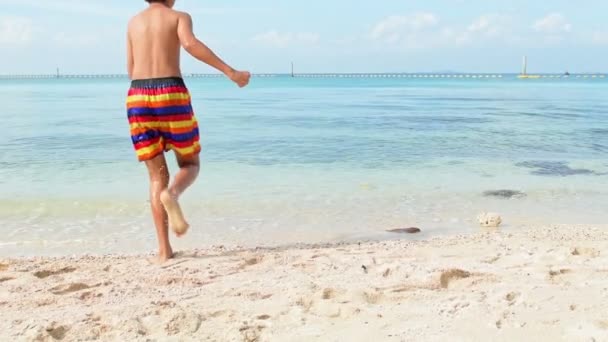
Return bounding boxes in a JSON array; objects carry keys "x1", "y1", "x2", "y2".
[{"x1": 126, "y1": 77, "x2": 201, "y2": 161}]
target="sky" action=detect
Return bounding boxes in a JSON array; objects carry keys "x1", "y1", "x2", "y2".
[{"x1": 1, "y1": 0, "x2": 607, "y2": 74}]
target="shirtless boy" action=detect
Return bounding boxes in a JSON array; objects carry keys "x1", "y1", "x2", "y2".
[{"x1": 126, "y1": 0, "x2": 250, "y2": 262}]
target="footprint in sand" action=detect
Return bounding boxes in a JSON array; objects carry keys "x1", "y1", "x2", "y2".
[
  {"x1": 547, "y1": 268, "x2": 575, "y2": 284},
  {"x1": 446, "y1": 301, "x2": 471, "y2": 315},
  {"x1": 571, "y1": 247, "x2": 600, "y2": 258},
  {"x1": 0, "y1": 276, "x2": 15, "y2": 283},
  {"x1": 390, "y1": 283, "x2": 436, "y2": 293},
  {"x1": 440, "y1": 269, "x2": 471, "y2": 289},
  {"x1": 164, "y1": 310, "x2": 202, "y2": 335},
  {"x1": 79, "y1": 291, "x2": 103, "y2": 301},
  {"x1": 296, "y1": 297, "x2": 314, "y2": 312},
  {"x1": 322, "y1": 288, "x2": 336, "y2": 300},
  {"x1": 241, "y1": 255, "x2": 264, "y2": 268},
  {"x1": 297, "y1": 288, "x2": 347, "y2": 318},
  {"x1": 314, "y1": 302, "x2": 343, "y2": 318},
  {"x1": 50, "y1": 283, "x2": 91, "y2": 295},
  {"x1": 117, "y1": 318, "x2": 148, "y2": 337},
  {"x1": 482, "y1": 255, "x2": 501, "y2": 264},
  {"x1": 362, "y1": 289, "x2": 384, "y2": 304},
  {"x1": 0, "y1": 263, "x2": 8, "y2": 271},
  {"x1": 548, "y1": 268, "x2": 571, "y2": 278},
  {"x1": 209, "y1": 310, "x2": 232, "y2": 319},
  {"x1": 34, "y1": 267, "x2": 76, "y2": 279},
  {"x1": 44, "y1": 323, "x2": 69, "y2": 340},
  {"x1": 160, "y1": 190, "x2": 190, "y2": 236},
  {"x1": 505, "y1": 292, "x2": 520, "y2": 306},
  {"x1": 239, "y1": 324, "x2": 264, "y2": 342}
]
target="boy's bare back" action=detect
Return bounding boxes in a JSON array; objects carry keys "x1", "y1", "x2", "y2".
[
  {"x1": 127, "y1": 5, "x2": 185, "y2": 80},
  {"x1": 127, "y1": 1, "x2": 250, "y2": 87}
]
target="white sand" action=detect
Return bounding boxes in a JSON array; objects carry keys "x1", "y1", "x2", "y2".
[{"x1": 1, "y1": 225, "x2": 607, "y2": 341}]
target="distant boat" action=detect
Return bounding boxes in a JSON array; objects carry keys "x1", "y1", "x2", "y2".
[{"x1": 517, "y1": 56, "x2": 541, "y2": 79}]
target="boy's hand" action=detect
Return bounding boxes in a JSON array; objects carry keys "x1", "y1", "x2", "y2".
[{"x1": 228, "y1": 70, "x2": 251, "y2": 88}]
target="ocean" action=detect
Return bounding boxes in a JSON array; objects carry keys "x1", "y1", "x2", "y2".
[{"x1": 1, "y1": 75, "x2": 607, "y2": 257}]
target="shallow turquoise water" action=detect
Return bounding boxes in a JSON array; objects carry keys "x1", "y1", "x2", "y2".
[{"x1": 1, "y1": 76, "x2": 607, "y2": 256}]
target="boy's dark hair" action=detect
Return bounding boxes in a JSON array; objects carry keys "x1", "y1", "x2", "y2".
[{"x1": 145, "y1": 0, "x2": 166, "y2": 3}]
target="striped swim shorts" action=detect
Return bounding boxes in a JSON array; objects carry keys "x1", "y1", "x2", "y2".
[{"x1": 126, "y1": 77, "x2": 201, "y2": 161}]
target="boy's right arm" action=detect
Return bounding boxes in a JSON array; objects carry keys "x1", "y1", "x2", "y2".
[{"x1": 177, "y1": 13, "x2": 250, "y2": 88}]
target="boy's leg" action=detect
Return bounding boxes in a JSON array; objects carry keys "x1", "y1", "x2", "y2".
[
  {"x1": 160, "y1": 153, "x2": 200, "y2": 237},
  {"x1": 171, "y1": 153, "x2": 200, "y2": 196},
  {"x1": 144, "y1": 153, "x2": 173, "y2": 262}
]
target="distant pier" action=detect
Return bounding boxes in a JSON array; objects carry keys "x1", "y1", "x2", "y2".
[
  {"x1": 288, "y1": 73, "x2": 606, "y2": 79},
  {"x1": 0, "y1": 74, "x2": 128, "y2": 79},
  {"x1": 0, "y1": 73, "x2": 605, "y2": 80}
]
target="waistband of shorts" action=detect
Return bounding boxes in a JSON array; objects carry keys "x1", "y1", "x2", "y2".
[{"x1": 130, "y1": 77, "x2": 185, "y2": 88}]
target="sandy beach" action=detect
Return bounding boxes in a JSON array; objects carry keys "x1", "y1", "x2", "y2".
[{"x1": 1, "y1": 225, "x2": 607, "y2": 341}]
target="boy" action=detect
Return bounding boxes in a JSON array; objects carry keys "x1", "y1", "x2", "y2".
[{"x1": 126, "y1": 0, "x2": 250, "y2": 263}]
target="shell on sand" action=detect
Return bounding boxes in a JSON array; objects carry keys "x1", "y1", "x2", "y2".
[{"x1": 477, "y1": 212, "x2": 502, "y2": 228}]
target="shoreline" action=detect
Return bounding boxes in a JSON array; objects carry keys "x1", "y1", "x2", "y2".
[{"x1": 1, "y1": 225, "x2": 607, "y2": 341}]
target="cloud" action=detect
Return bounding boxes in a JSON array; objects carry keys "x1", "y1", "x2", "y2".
[
  {"x1": 439, "y1": 27, "x2": 470, "y2": 46},
  {"x1": 186, "y1": 5, "x2": 274, "y2": 16},
  {"x1": 370, "y1": 13, "x2": 439, "y2": 43},
  {"x1": 0, "y1": 16, "x2": 33, "y2": 45},
  {"x1": 368, "y1": 12, "x2": 519, "y2": 49},
  {"x1": 0, "y1": 0, "x2": 126, "y2": 18},
  {"x1": 252, "y1": 31, "x2": 319, "y2": 48},
  {"x1": 467, "y1": 14, "x2": 511, "y2": 37},
  {"x1": 442, "y1": 14, "x2": 518, "y2": 46},
  {"x1": 52, "y1": 32, "x2": 100, "y2": 47},
  {"x1": 533, "y1": 13, "x2": 572, "y2": 33}
]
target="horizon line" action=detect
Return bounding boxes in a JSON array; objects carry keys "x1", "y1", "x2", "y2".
[{"x1": 1, "y1": 72, "x2": 607, "y2": 76}]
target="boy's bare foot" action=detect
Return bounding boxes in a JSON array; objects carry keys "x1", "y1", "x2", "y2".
[
  {"x1": 160, "y1": 189, "x2": 190, "y2": 237},
  {"x1": 148, "y1": 250, "x2": 174, "y2": 264}
]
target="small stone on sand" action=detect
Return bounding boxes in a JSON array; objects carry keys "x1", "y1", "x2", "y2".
[
  {"x1": 387, "y1": 227, "x2": 421, "y2": 234},
  {"x1": 482, "y1": 190, "x2": 526, "y2": 199}
]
